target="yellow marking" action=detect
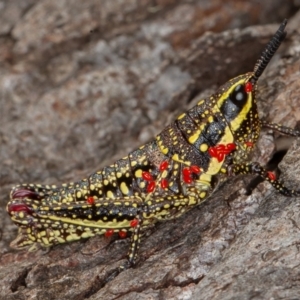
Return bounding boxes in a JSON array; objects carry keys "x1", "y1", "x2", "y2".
[
  {"x1": 116, "y1": 172, "x2": 122, "y2": 178},
  {"x1": 81, "y1": 231, "x2": 95, "y2": 238},
  {"x1": 42, "y1": 237, "x2": 50, "y2": 245},
  {"x1": 188, "y1": 197, "x2": 196, "y2": 206},
  {"x1": 107, "y1": 191, "x2": 114, "y2": 199},
  {"x1": 90, "y1": 184, "x2": 95, "y2": 190},
  {"x1": 197, "y1": 100, "x2": 204, "y2": 105},
  {"x1": 103, "y1": 180, "x2": 109, "y2": 186},
  {"x1": 161, "y1": 170, "x2": 168, "y2": 178},
  {"x1": 131, "y1": 161, "x2": 137, "y2": 167},
  {"x1": 198, "y1": 174, "x2": 212, "y2": 186},
  {"x1": 139, "y1": 182, "x2": 145, "y2": 189},
  {"x1": 164, "y1": 204, "x2": 170, "y2": 209},
  {"x1": 200, "y1": 192, "x2": 206, "y2": 198},
  {"x1": 199, "y1": 143, "x2": 208, "y2": 152},
  {"x1": 188, "y1": 130, "x2": 200, "y2": 144},
  {"x1": 156, "y1": 137, "x2": 169, "y2": 155},
  {"x1": 161, "y1": 146, "x2": 169, "y2": 154},
  {"x1": 172, "y1": 153, "x2": 190, "y2": 165},
  {"x1": 135, "y1": 169, "x2": 142, "y2": 178},
  {"x1": 177, "y1": 113, "x2": 186, "y2": 120},
  {"x1": 120, "y1": 182, "x2": 129, "y2": 195},
  {"x1": 66, "y1": 233, "x2": 80, "y2": 242},
  {"x1": 52, "y1": 230, "x2": 60, "y2": 237},
  {"x1": 76, "y1": 191, "x2": 82, "y2": 198},
  {"x1": 220, "y1": 168, "x2": 226, "y2": 173},
  {"x1": 208, "y1": 116, "x2": 214, "y2": 123}
]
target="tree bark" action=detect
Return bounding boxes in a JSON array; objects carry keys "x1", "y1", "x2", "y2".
[{"x1": 1, "y1": 1, "x2": 300, "y2": 299}]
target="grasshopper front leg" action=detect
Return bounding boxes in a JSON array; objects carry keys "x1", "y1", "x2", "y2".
[{"x1": 231, "y1": 162, "x2": 300, "y2": 197}]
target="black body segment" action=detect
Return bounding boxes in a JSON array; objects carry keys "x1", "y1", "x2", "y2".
[{"x1": 7, "y1": 20, "x2": 300, "y2": 281}]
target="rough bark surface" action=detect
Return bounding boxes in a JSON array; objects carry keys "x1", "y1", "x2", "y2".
[{"x1": 0, "y1": 1, "x2": 300, "y2": 300}]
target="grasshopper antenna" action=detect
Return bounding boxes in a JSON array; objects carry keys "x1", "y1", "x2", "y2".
[{"x1": 253, "y1": 19, "x2": 287, "y2": 81}]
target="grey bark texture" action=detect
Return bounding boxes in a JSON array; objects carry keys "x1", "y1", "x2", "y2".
[{"x1": 0, "y1": 1, "x2": 300, "y2": 299}]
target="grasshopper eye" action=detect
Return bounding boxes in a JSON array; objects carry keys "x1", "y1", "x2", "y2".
[{"x1": 230, "y1": 84, "x2": 247, "y2": 106}]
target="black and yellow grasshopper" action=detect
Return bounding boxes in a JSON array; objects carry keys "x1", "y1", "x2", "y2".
[{"x1": 7, "y1": 20, "x2": 300, "y2": 279}]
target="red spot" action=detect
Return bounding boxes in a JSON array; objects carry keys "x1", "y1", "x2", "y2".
[
  {"x1": 226, "y1": 143, "x2": 236, "y2": 151},
  {"x1": 12, "y1": 188, "x2": 40, "y2": 200},
  {"x1": 245, "y1": 141, "x2": 254, "y2": 147},
  {"x1": 147, "y1": 181, "x2": 156, "y2": 193},
  {"x1": 182, "y1": 167, "x2": 191, "y2": 177},
  {"x1": 267, "y1": 171, "x2": 276, "y2": 181},
  {"x1": 161, "y1": 178, "x2": 168, "y2": 189},
  {"x1": 208, "y1": 147, "x2": 218, "y2": 158},
  {"x1": 217, "y1": 152, "x2": 224, "y2": 162},
  {"x1": 87, "y1": 196, "x2": 94, "y2": 204},
  {"x1": 182, "y1": 168, "x2": 192, "y2": 184},
  {"x1": 183, "y1": 175, "x2": 192, "y2": 184},
  {"x1": 245, "y1": 82, "x2": 253, "y2": 93},
  {"x1": 142, "y1": 171, "x2": 153, "y2": 181},
  {"x1": 209, "y1": 145, "x2": 224, "y2": 160},
  {"x1": 190, "y1": 165, "x2": 201, "y2": 174},
  {"x1": 159, "y1": 160, "x2": 169, "y2": 171},
  {"x1": 130, "y1": 219, "x2": 139, "y2": 228},
  {"x1": 119, "y1": 230, "x2": 127, "y2": 238},
  {"x1": 105, "y1": 229, "x2": 114, "y2": 238},
  {"x1": 7, "y1": 203, "x2": 32, "y2": 214},
  {"x1": 209, "y1": 143, "x2": 236, "y2": 162},
  {"x1": 215, "y1": 144, "x2": 225, "y2": 152}
]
